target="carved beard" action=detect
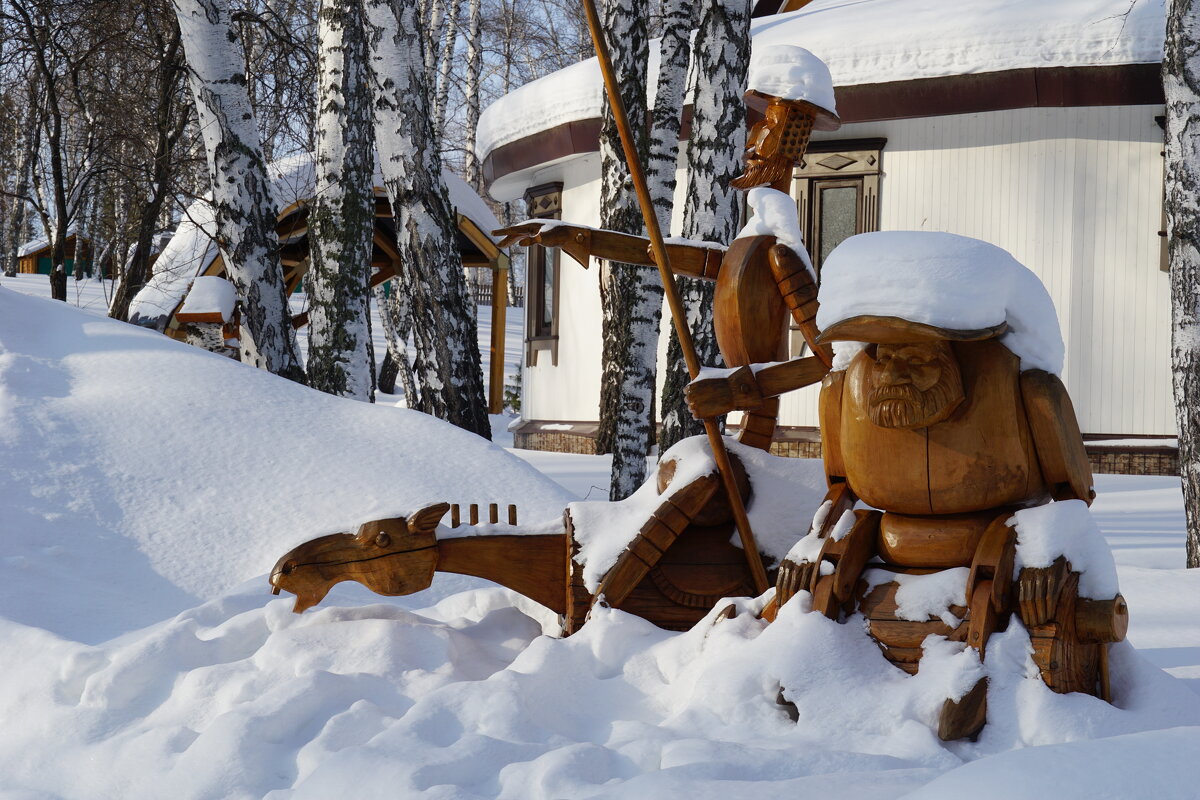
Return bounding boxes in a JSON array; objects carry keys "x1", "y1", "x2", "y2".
[
  {"x1": 731, "y1": 152, "x2": 793, "y2": 190},
  {"x1": 866, "y1": 352, "x2": 964, "y2": 429}
]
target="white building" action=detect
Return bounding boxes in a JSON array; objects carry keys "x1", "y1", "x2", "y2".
[{"x1": 478, "y1": 0, "x2": 1175, "y2": 473}]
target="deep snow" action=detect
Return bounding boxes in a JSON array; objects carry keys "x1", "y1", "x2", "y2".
[{"x1": 1, "y1": 284, "x2": 1199, "y2": 798}]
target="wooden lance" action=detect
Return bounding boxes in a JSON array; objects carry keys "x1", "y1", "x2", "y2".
[{"x1": 580, "y1": 0, "x2": 769, "y2": 594}]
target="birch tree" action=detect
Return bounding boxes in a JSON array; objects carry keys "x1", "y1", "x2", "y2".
[
  {"x1": 362, "y1": 0, "x2": 490, "y2": 438},
  {"x1": 433, "y1": 0, "x2": 460, "y2": 141},
  {"x1": 595, "y1": 0, "x2": 660, "y2": 499},
  {"x1": 462, "y1": 0, "x2": 483, "y2": 188},
  {"x1": 645, "y1": 0, "x2": 693, "y2": 233},
  {"x1": 172, "y1": 0, "x2": 305, "y2": 382},
  {"x1": 1164, "y1": 0, "x2": 1200, "y2": 567},
  {"x1": 305, "y1": 0, "x2": 375, "y2": 400},
  {"x1": 659, "y1": 0, "x2": 749, "y2": 453}
]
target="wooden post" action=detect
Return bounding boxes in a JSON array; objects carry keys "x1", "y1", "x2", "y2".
[
  {"x1": 488, "y1": 503, "x2": 499, "y2": 524},
  {"x1": 580, "y1": 0, "x2": 767, "y2": 593},
  {"x1": 508, "y1": 504, "x2": 518, "y2": 525},
  {"x1": 451, "y1": 504, "x2": 460, "y2": 528},
  {"x1": 488, "y1": 254, "x2": 509, "y2": 414},
  {"x1": 469, "y1": 504, "x2": 479, "y2": 525}
]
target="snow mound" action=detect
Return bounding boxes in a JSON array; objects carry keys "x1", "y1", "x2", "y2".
[
  {"x1": 568, "y1": 436, "x2": 826, "y2": 591},
  {"x1": 747, "y1": 44, "x2": 837, "y2": 115},
  {"x1": 0, "y1": 288, "x2": 571, "y2": 643},
  {"x1": 1, "y1": 582, "x2": 1196, "y2": 798},
  {"x1": 816, "y1": 231, "x2": 1065, "y2": 374}
]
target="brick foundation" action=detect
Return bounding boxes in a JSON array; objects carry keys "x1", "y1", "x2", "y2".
[{"x1": 511, "y1": 420, "x2": 1179, "y2": 476}]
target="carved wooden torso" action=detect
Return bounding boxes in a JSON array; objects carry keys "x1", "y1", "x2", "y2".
[{"x1": 836, "y1": 340, "x2": 1046, "y2": 515}]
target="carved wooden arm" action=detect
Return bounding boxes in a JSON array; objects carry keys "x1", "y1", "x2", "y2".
[
  {"x1": 1020, "y1": 370, "x2": 1095, "y2": 504},
  {"x1": 493, "y1": 220, "x2": 724, "y2": 279},
  {"x1": 766, "y1": 244, "x2": 834, "y2": 368},
  {"x1": 684, "y1": 357, "x2": 829, "y2": 420}
]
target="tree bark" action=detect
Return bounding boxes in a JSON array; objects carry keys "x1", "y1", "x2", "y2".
[
  {"x1": 3, "y1": 117, "x2": 37, "y2": 278},
  {"x1": 375, "y1": 284, "x2": 419, "y2": 403},
  {"x1": 595, "y1": 0, "x2": 661, "y2": 499},
  {"x1": 305, "y1": 0, "x2": 376, "y2": 400},
  {"x1": 172, "y1": 0, "x2": 305, "y2": 383},
  {"x1": 659, "y1": 0, "x2": 749, "y2": 453},
  {"x1": 1164, "y1": 0, "x2": 1200, "y2": 568},
  {"x1": 462, "y1": 0, "x2": 483, "y2": 189},
  {"x1": 433, "y1": 0, "x2": 460, "y2": 143},
  {"x1": 363, "y1": 0, "x2": 490, "y2": 438}
]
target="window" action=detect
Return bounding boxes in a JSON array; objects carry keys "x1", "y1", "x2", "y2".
[
  {"x1": 789, "y1": 139, "x2": 884, "y2": 356},
  {"x1": 793, "y1": 139, "x2": 884, "y2": 274},
  {"x1": 525, "y1": 182, "x2": 563, "y2": 366}
]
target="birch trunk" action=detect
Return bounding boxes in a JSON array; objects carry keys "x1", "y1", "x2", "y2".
[
  {"x1": 172, "y1": 0, "x2": 305, "y2": 382},
  {"x1": 433, "y1": 0, "x2": 460, "y2": 142},
  {"x1": 659, "y1": 0, "x2": 749, "y2": 453},
  {"x1": 1164, "y1": 0, "x2": 1200, "y2": 568},
  {"x1": 306, "y1": 0, "x2": 376, "y2": 400},
  {"x1": 3, "y1": 121, "x2": 37, "y2": 278},
  {"x1": 363, "y1": 0, "x2": 490, "y2": 438},
  {"x1": 375, "y1": 284, "x2": 419, "y2": 404},
  {"x1": 596, "y1": 0, "x2": 661, "y2": 500},
  {"x1": 462, "y1": 0, "x2": 482, "y2": 189}
]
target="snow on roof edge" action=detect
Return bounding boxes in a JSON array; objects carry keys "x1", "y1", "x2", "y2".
[{"x1": 475, "y1": 0, "x2": 1165, "y2": 164}]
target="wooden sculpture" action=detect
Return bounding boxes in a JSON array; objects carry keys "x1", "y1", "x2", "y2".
[
  {"x1": 269, "y1": 454, "x2": 760, "y2": 632},
  {"x1": 686, "y1": 288, "x2": 1129, "y2": 740},
  {"x1": 274, "y1": 54, "x2": 843, "y2": 640}
]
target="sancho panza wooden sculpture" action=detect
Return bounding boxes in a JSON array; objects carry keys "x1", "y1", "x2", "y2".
[
  {"x1": 270, "y1": 45, "x2": 841, "y2": 633},
  {"x1": 688, "y1": 230, "x2": 1129, "y2": 740}
]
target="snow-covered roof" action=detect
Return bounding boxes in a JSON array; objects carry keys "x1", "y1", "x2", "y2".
[
  {"x1": 128, "y1": 153, "x2": 499, "y2": 327},
  {"x1": 476, "y1": 0, "x2": 1164, "y2": 166},
  {"x1": 177, "y1": 275, "x2": 236, "y2": 321},
  {"x1": 815, "y1": 231, "x2": 1065, "y2": 375},
  {"x1": 17, "y1": 227, "x2": 80, "y2": 258}
]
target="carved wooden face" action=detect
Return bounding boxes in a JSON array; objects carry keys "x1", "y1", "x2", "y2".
[
  {"x1": 865, "y1": 341, "x2": 965, "y2": 429},
  {"x1": 732, "y1": 100, "x2": 814, "y2": 190}
]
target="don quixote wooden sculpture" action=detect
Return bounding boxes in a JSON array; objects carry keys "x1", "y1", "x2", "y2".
[
  {"x1": 271, "y1": 37, "x2": 841, "y2": 633},
  {"x1": 269, "y1": 24, "x2": 1128, "y2": 742}
]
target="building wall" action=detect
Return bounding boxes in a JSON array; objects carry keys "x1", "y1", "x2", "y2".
[{"x1": 521, "y1": 104, "x2": 1174, "y2": 437}]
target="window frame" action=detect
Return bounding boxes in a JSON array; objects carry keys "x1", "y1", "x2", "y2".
[
  {"x1": 524, "y1": 182, "x2": 564, "y2": 366},
  {"x1": 789, "y1": 138, "x2": 885, "y2": 357}
]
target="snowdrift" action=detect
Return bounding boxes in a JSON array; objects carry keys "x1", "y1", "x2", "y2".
[
  {"x1": 0, "y1": 288, "x2": 570, "y2": 642},
  {"x1": 2, "y1": 287, "x2": 1199, "y2": 798}
]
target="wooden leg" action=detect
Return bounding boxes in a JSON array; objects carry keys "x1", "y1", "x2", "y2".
[
  {"x1": 938, "y1": 677, "x2": 988, "y2": 742},
  {"x1": 810, "y1": 510, "x2": 880, "y2": 620}
]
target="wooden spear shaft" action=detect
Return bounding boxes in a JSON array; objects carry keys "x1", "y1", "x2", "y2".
[{"x1": 580, "y1": 0, "x2": 768, "y2": 594}]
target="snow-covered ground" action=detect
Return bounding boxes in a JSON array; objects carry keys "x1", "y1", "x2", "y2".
[{"x1": 2, "y1": 280, "x2": 1199, "y2": 798}]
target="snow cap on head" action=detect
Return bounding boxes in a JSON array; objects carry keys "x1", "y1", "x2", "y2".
[
  {"x1": 747, "y1": 45, "x2": 837, "y2": 119},
  {"x1": 815, "y1": 231, "x2": 1065, "y2": 375}
]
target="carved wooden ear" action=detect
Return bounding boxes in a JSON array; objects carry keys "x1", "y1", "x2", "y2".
[{"x1": 408, "y1": 502, "x2": 450, "y2": 533}]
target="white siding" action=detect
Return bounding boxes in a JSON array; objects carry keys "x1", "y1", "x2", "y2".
[{"x1": 523, "y1": 105, "x2": 1175, "y2": 437}]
